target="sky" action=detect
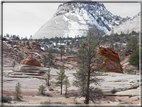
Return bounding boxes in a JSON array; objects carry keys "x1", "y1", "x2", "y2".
[{"x1": 3, "y1": 1, "x2": 140, "y2": 39}]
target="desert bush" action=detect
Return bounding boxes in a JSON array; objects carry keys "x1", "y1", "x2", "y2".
[
  {"x1": 40, "y1": 101, "x2": 51, "y2": 104},
  {"x1": 13, "y1": 82, "x2": 23, "y2": 101},
  {"x1": 54, "y1": 102, "x2": 66, "y2": 104},
  {"x1": 110, "y1": 88, "x2": 117, "y2": 94},
  {"x1": 74, "y1": 102, "x2": 82, "y2": 104},
  {"x1": 49, "y1": 87, "x2": 54, "y2": 91},
  {"x1": 38, "y1": 85, "x2": 46, "y2": 95},
  {"x1": 38, "y1": 70, "x2": 45, "y2": 75},
  {"x1": 65, "y1": 95, "x2": 70, "y2": 98},
  {"x1": 2, "y1": 96, "x2": 12, "y2": 103}
]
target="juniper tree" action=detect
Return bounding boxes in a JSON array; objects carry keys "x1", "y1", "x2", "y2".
[
  {"x1": 64, "y1": 76, "x2": 70, "y2": 95},
  {"x1": 56, "y1": 65, "x2": 66, "y2": 95},
  {"x1": 73, "y1": 29, "x2": 105, "y2": 104},
  {"x1": 44, "y1": 68, "x2": 51, "y2": 86},
  {"x1": 13, "y1": 82, "x2": 23, "y2": 101}
]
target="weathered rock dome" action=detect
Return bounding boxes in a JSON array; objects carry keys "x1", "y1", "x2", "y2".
[
  {"x1": 96, "y1": 47, "x2": 123, "y2": 73},
  {"x1": 20, "y1": 56, "x2": 41, "y2": 66}
]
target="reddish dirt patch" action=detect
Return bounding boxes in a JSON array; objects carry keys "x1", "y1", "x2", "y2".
[{"x1": 3, "y1": 90, "x2": 38, "y2": 96}]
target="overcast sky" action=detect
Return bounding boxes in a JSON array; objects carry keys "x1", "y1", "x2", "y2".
[{"x1": 3, "y1": 1, "x2": 140, "y2": 38}]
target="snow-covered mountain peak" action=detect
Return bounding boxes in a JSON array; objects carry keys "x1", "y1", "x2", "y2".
[{"x1": 33, "y1": 2, "x2": 128, "y2": 39}]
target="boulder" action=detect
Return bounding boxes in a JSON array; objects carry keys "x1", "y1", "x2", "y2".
[
  {"x1": 20, "y1": 56, "x2": 41, "y2": 66},
  {"x1": 96, "y1": 47, "x2": 123, "y2": 73}
]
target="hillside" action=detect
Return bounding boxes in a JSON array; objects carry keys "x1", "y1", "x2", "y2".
[
  {"x1": 105, "y1": 12, "x2": 141, "y2": 35},
  {"x1": 33, "y1": 2, "x2": 128, "y2": 39}
]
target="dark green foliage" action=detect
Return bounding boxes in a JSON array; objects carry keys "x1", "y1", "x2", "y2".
[
  {"x1": 2, "y1": 96, "x2": 12, "y2": 103},
  {"x1": 59, "y1": 45, "x2": 65, "y2": 61},
  {"x1": 38, "y1": 70, "x2": 45, "y2": 75},
  {"x1": 44, "y1": 68, "x2": 51, "y2": 86},
  {"x1": 56, "y1": 65, "x2": 66, "y2": 95},
  {"x1": 40, "y1": 101, "x2": 51, "y2": 104},
  {"x1": 110, "y1": 88, "x2": 117, "y2": 94},
  {"x1": 42, "y1": 48, "x2": 54, "y2": 67},
  {"x1": 73, "y1": 29, "x2": 104, "y2": 104},
  {"x1": 47, "y1": 48, "x2": 54, "y2": 67},
  {"x1": 74, "y1": 102, "x2": 82, "y2": 104},
  {"x1": 125, "y1": 36, "x2": 138, "y2": 53},
  {"x1": 38, "y1": 85, "x2": 46, "y2": 95},
  {"x1": 49, "y1": 87, "x2": 54, "y2": 91},
  {"x1": 129, "y1": 48, "x2": 141, "y2": 69},
  {"x1": 65, "y1": 95, "x2": 70, "y2": 98},
  {"x1": 64, "y1": 76, "x2": 70, "y2": 95},
  {"x1": 13, "y1": 82, "x2": 23, "y2": 101},
  {"x1": 42, "y1": 54, "x2": 48, "y2": 67}
]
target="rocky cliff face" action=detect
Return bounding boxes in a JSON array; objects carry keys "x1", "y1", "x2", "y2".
[
  {"x1": 33, "y1": 2, "x2": 128, "y2": 39},
  {"x1": 96, "y1": 47, "x2": 123, "y2": 73},
  {"x1": 20, "y1": 56, "x2": 41, "y2": 66}
]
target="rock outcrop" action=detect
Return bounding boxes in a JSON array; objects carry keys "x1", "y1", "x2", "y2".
[
  {"x1": 96, "y1": 47, "x2": 123, "y2": 73},
  {"x1": 20, "y1": 56, "x2": 41, "y2": 66}
]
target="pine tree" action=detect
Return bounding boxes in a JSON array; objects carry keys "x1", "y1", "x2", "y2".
[
  {"x1": 129, "y1": 48, "x2": 141, "y2": 69},
  {"x1": 42, "y1": 54, "x2": 48, "y2": 67},
  {"x1": 56, "y1": 65, "x2": 66, "y2": 95},
  {"x1": 44, "y1": 68, "x2": 51, "y2": 86},
  {"x1": 64, "y1": 76, "x2": 70, "y2": 95},
  {"x1": 38, "y1": 85, "x2": 46, "y2": 95},
  {"x1": 59, "y1": 46, "x2": 65, "y2": 61},
  {"x1": 13, "y1": 82, "x2": 23, "y2": 101},
  {"x1": 73, "y1": 29, "x2": 104, "y2": 104},
  {"x1": 125, "y1": 36, "x2": 138, "y2": 53},
  {"x1": 47, "y1": 48, "x2": 54, "y2": 67}
]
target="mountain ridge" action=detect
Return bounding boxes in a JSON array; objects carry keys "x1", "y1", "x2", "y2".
[{"x1": 33, "y1": 2, "x2": 129, "y2": 39}]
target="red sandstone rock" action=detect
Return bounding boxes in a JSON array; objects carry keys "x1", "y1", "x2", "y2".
[
  {"x1": 20, "y1": 56, "x2": 41, "y2": 66},
  {"x1": 96, "y1": 47, "x2": 123, "y2": 73}
]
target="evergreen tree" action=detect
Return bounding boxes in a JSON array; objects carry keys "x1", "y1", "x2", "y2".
[
  {"x1": 64, "y1": 76, "x2": 70, "y2": 95},
  {"x1": 73, "y1": 29, "x2": 104, "y2": 104},
  {"x1": 47, "y1": 48, "x2": 54, "y2": 67},
  {"x1": 129, "y1": 48, "x2": 141, "y2": 69},
  {"x1": 44, "y1": 68, "x2": 51, "y2": 86},
  {"x1": 56, "y1": 65, "x2": 66, "y2": 95},
  {"x1": 42, "y1": 54, "x2": 48, "y2": 67},
  {"x1": 59, "y1": 45, "x2": 65, "y2": 61},
  {"x1": 125, "y1": 37, "x2": 138, "y2": 53},
  {"x1": 13, "y1": 82, "x2": 23, "y2": 101},
  {"x1": 38, "y1": 85, "x2": 46, "y2": 95}
]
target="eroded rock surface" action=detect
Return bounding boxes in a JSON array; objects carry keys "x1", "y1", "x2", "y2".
[
  {"x1": 20, "y1": 56, "x2": 41, "y2": 66},
  {"x1": 96, "y1": 47, "x2": 123, "y2": 73}
]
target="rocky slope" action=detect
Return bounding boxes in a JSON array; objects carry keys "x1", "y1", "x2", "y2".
[
  {"x1": 105, "y1": 12, "x2": 141, "y2": 35},
  {"x1": 33, "y1": 2, "x2": 128, "y2": 39}
]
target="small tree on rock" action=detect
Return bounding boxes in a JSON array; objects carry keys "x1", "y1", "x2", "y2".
[
  {"x1": 44, "y1": 68, "x2": 51, "y2": 86},
  {"x1": 64, "y1": 76, "x2": 70, "y2": 95},
  {"x1": 38, "y1": 85, "x2": 46, "y2": 95},
  {"x1": 56, "y1": 65, "x2": 66, "y2": 95},
  {"x1": 13, "y1": 82, "x2": 23, "y2": 101}
]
